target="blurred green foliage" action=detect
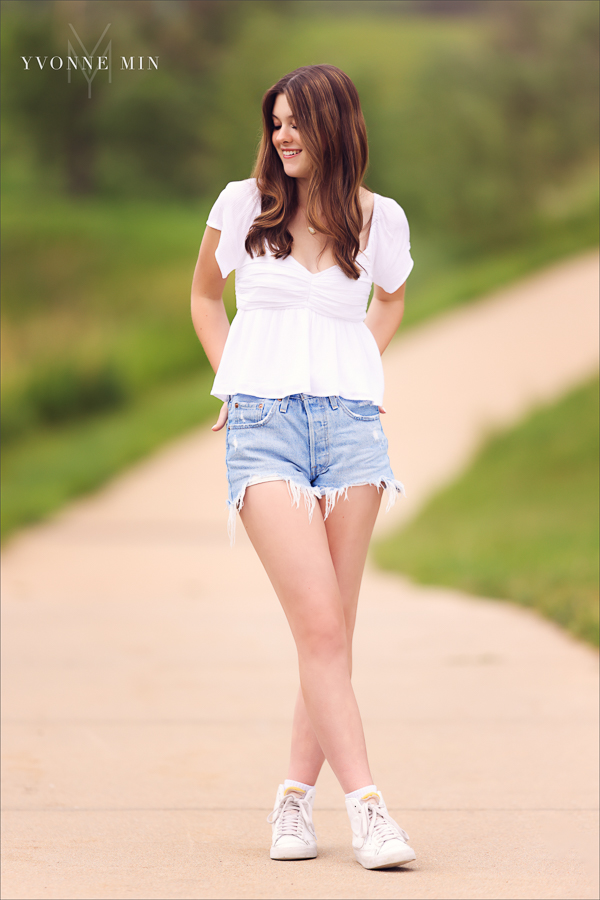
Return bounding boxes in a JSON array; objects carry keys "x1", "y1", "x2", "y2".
[
  {"x1": 3, "y1": 192, "x2": 595, "y2": 447},
  {"x1": 1, "y1": 367, "x2": 220, "y2": 538},
  {"x1": 2, "y1": 1, "x2": 597, "y2": 236},
  {"x1": 1, "y1": 0, "x2": 598, "y2": 538},
  {"x1": 1, "y1": 196, "x2": 238, "y2": 441},
  {"x1": 375, "y1": 379, "x2": 600, "y2": 647}
]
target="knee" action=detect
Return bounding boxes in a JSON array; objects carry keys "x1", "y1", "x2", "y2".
[{"x1": 297, "y1": 612, "x2": 348, "y2": 663}]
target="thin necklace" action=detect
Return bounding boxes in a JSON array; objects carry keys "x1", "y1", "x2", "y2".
[{"x1": 298, "y1": 203, "x2": 317, "y2": 235}]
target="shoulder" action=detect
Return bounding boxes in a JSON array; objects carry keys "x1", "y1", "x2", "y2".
[
  {"x1": 217, "y1": 178, "x2": 260, "y2": 209},
  {"x1": 207, "y1": 179, "x2": 260, "y2": 231},
  {"x1": 207, "y1": 180, "x2": 260, "y2": 276},
  {"x1": 220, "y1": 177, "x2": 259, "y2": 198},
  {"x1": 373, "y1": 194, "x2": 410, "y2": 232}
]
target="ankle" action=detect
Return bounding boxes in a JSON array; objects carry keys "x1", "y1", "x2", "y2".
[
  {"x1": 284, "y1": 778, "x2": 315, "y2": 796},
  {"x1": 345, "y1": 783, "x2": 378, "y2": 801}
]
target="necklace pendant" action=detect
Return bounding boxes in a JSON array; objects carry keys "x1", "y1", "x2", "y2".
[{"x1": 307, "y1": 226, "x2": 316, "y2": 235}]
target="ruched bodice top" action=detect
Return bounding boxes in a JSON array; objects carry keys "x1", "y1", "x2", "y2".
[
  {"x1": 207, "y1": 179, "x2": 413, "y2": 405},
  {"x1": 235, "y1": 251, "x2": 370, "y2": 322}
]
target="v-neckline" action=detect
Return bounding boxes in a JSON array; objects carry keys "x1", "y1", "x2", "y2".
[
  {"x1": 286, "y1": 193, "x2": 378, "y2": 277},
  {"x1": 287, "y1": 254, "x2": 337, "y2": 277}
]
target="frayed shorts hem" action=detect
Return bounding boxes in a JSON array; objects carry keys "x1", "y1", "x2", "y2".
[{"x1": 226, "y1": 476, "x2": 405, "y2": 546}]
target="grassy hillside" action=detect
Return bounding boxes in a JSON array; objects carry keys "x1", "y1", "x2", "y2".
[
  {"x1": 1, "y1": 369, "x2": 219, "y2": 538},
  {"x1": 375, "y1": 379, "x2": 600, "y2": 647},
  {"x1": 1, "y1": 197, "x2": 235, "y2": 440}
]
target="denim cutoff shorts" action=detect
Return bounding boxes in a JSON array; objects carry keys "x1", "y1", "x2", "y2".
[{"x1": 225, "y1": 393, "x2": 405, "y2": 541}]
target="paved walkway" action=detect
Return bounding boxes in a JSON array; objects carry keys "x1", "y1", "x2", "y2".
[{"x1": 2, "y1": 252, "x2": 598, "y2": 900}]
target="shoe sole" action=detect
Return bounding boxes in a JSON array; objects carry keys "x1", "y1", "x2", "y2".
[
  {"x1": 356, "y1": 851, "x2": 416, "y2": 869},
  {"x1": 270, "y1": 848, "x2": 318, "y2": 860}
]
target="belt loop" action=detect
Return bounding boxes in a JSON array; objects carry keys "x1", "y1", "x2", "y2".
[
  {"x1": 280, "y1": 396, "x2": 290, "y2": 413},
  {"x1": 328, "y1": 396, "x2": 339, "y2": 410}
]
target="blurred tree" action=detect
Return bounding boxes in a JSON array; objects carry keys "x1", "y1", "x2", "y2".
[
  {"x1": 407, "y1": 0, "x2": 488, "y2": 15},
  {"x1": 2, "y1": 0, "x2": 103, "y2": 194},
  {"x1": 368, "y1": 0, "x2": 599, "y2": 245},
  {"x1": 1, "y1": 0, "x2": 256, "y2": 196},
  {"x1": 2, "y1": 0, "x2": 597, "y2": 245}
]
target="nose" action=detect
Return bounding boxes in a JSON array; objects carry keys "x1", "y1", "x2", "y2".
[{"x1": 276, "y1": 123, "x2": 294, "y2": 144}]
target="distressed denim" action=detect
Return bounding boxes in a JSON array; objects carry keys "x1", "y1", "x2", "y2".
[{"x1": 225, "y1": 393, "x2": 404, "y2": 542}]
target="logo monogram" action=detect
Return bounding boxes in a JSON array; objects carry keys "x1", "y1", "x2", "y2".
[{"x1": 67, "y1": 23, "x2": 112, "y2": 98}]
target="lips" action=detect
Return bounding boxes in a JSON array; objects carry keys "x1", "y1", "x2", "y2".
[{"x1": 282, "y1": 150, "x2": 301, "y2": 158}]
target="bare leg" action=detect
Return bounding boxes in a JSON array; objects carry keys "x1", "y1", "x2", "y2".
[
  {"x1": 239, "y1": 482, "x2": 378, "y2": 792},
  {"x1": 286, "y1": 485, "x2": 382, "y2": 785}
]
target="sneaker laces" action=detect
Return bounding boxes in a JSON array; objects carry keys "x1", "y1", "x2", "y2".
[
  {"x1": 267, "y1": 792, "x2": 316, "y2": 840},
  {"x1": 360, "y1": 799, "x2": 410, "y2": 848}
]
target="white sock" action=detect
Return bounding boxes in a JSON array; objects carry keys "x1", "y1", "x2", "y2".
[
  {"x1": 283, "y1": 779, "x2": 314, "y2": 795},
  {"x1": 345, "y1": 783, "x2": 379, "y2": 801}
]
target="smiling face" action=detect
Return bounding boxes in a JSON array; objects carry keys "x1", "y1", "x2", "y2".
[{"x1": 271, "y1": 93, "x2": 313, "y2": 182}]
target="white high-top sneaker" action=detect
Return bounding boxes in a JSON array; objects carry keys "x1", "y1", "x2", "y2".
[
  {"x1": 267, "y1": 785, "x2": 318, "y2": 860},
  {"x1": 345, "y1": 790, "x2": 416, "y2": 869}
]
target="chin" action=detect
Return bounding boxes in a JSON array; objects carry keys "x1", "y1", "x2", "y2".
[{"x1": 283, "y1": 162, "x2": 307, "y2": 178}]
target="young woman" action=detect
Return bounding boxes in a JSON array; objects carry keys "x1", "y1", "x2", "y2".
[{"x1": 191, "y1": 65, "x2": 415, "y2": 870}]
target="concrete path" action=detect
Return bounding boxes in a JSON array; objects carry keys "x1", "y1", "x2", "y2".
[{"x1": 2, "y1": 252, "x2": 598, "y2": 900}]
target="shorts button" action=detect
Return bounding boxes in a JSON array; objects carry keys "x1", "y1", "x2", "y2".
[
  {"x1": 235, "y1": 403, "x2": 238, "y2": 408},
  {"x1": 259, "y1": 404, "x2": 263, "y2": 409}
]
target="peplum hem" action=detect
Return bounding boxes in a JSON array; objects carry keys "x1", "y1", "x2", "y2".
[{"x1": 211, "y1": 308, "x2": 385, "y2": 405}]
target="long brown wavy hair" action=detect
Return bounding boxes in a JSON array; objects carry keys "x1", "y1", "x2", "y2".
[{"x1": 245, "y1": 65, "x2": 369, "y2": 280}]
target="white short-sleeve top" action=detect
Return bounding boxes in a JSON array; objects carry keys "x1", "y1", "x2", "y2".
[{"x1": 207, "y1": 178, "x2": 413, "y2": 405}]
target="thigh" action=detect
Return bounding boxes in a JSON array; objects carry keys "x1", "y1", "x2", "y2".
[
  {"x1": 320, "y1": 485, "x2": 382, "y2": 638},
  {"x1": 240, "y1": 481, "x2": 345, "y2": 647}
]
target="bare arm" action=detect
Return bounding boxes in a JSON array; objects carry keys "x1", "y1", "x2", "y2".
[
  {"x1": 191, "y1": 226, "x2": 231, "y2": 431},
  {"x1": 364, "y1": 281, "x2": 406, "y2": 355},
  {"x1": 190, "y1": 226, "x2": 230, "y2": 373}
]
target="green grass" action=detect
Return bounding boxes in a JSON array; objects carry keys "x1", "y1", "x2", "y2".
[
  {"x1": 1, "y1": 196, "x2": 214, "y2": 325},
  {"x1": 402, "y1": 207, "x2": 599, "y2": 330},
  {"x1": 1, "y1": 369, "x2": 221, "y2": 539},
  {"x1": 1, "y1": 196, "x2": 236, "y2": 434},
  {"x1": 375, "y1": 379, "x2": 600, "y2": 647}
]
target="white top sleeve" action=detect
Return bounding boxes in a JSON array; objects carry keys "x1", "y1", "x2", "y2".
[
  {"x1": 206, "y1": 179, "x2": 261, "y2": 278},
  {"x1": 370, "y1": 196, "x2": 414, "y2": 294}
]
